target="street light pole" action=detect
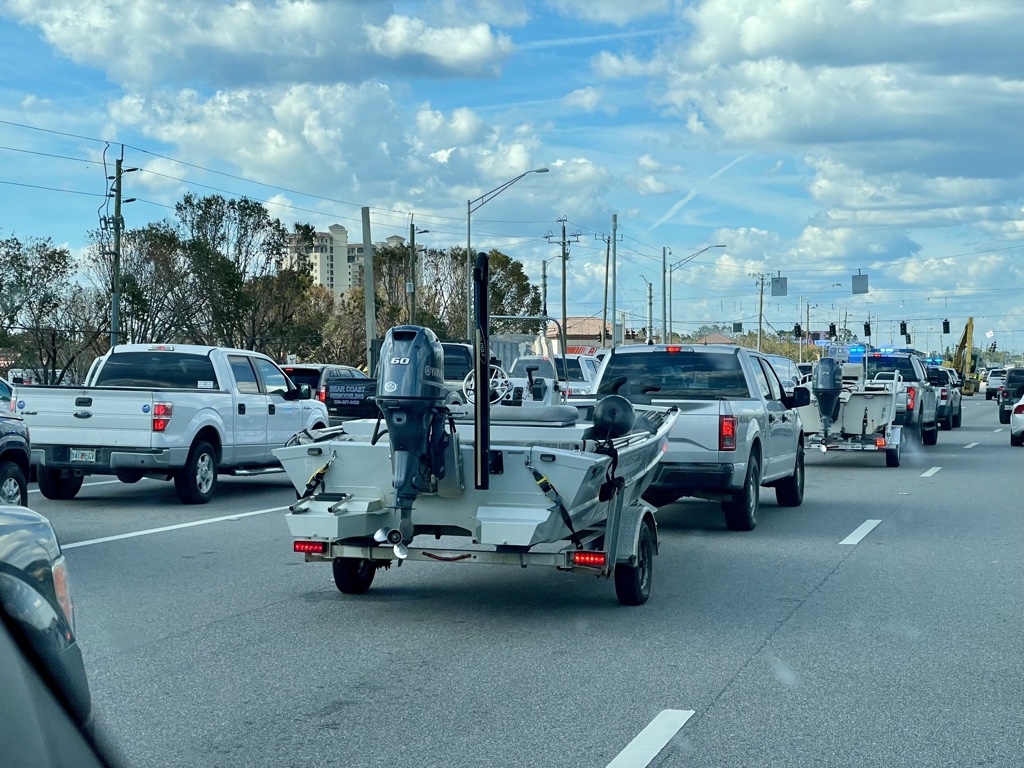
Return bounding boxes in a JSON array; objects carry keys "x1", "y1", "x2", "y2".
[
  {"x1": 466, "y1": 167, "x2": 549, "y2": 339},
  {"x1": 661, "y1": 247, "x2": 670, "y2": 343},
  {"x1": 408, "y1": 218, "x2": 428, "y2": 325},
  {"x1": 667, "y1": 245, "x2": 726, "y2": 342}
]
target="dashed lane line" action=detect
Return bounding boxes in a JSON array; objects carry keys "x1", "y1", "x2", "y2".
[
  {"x1": 840, "y1": 519, "x2": 882, "y2": 546},
  {"x1": 607, "y1": 710, "x2": 695, "y2": 768},
  {"x1": 920, "y1": 466, "x2": 942, "y2": 478}
]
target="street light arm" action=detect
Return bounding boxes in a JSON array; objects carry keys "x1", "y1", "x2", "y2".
[
  {"x1": 468, "y1": 167, "x2": 549, "y2": 213},
  {"x1": 669, "y1": 244, "x2": 727, "y2": 270}
]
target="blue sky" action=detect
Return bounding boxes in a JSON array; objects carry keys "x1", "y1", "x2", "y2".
[{"x1": 1, "y1": 0, "x2": 1023, "y2": 351}]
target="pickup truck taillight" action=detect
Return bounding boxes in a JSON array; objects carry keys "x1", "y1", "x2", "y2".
[
  {"x1": 907, "y1": 387, "x2": 915, "y2": 411},
  {"x1": 152, "y1": 402, "x2": 173, "y2": 432},
  {"x1": 720, "y1": 415, "x2": 737, "y2": 451},
  {"x1": 940, "y1": 388, "x2": 948, "y2": 402},
  {"x1": 317, "y1": 386, "x2": 326, "y2": 403}
]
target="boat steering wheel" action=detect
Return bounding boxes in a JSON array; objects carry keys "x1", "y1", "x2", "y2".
[{"x1": 462, "y1": 365, "x2": 513, "y2": 404}]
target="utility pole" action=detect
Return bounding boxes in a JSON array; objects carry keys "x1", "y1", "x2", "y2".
[
  {"x1": 661, "y1": 247, "x2": 670, "y2": 343},
  {"x1": 752, "y1": 272, "x2": 766, "y2": 351},
  {"x1": 541, "y1": 260, "x2": 548, "y2": 316},
  {"x1": 611, "y1": 214, "x2": 618, "y2": 345},
  {"x1": 106, "y1": 155, "x2": 136, "y2": 348},
  {"x1": 643, "y1": 278, "x2": 654, "y2": 343},
  {"x1": 546, "y1": 217, "x2": 580, "y2": 354}
]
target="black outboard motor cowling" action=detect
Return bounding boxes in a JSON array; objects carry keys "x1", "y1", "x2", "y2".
[
  {"x1": 812, "y1": 357, "x2": 844, "y2": 436},
  {"x1": 376, "y1": 326, "x2": 449, "y2": 541}
]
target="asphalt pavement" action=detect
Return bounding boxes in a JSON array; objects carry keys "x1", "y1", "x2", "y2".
[{"x1": 34, "y1": 395, "x2": 1024, "y2": 768}]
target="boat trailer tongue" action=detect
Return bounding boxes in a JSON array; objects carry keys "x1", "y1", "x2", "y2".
[{"x1": 374, "y1": 325, "x2": 450, "y2": 553}]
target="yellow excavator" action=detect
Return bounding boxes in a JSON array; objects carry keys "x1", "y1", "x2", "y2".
[{"x1": 944, "y1": 317, "x2": 977, "y2": 396}]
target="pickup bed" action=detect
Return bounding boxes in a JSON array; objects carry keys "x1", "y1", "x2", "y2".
[
  {"x1": 578, "y1": 344, "x2": 810, "y2": 531},
  {"x1": 863, "y1": 353, "x2": 939, "y2": 444},
  {"x1": 19, "y1": 344, "x2": 329, "y2": 503}
]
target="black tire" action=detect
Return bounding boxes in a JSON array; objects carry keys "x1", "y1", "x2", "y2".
[
  {"x1": 952, "y1": 408, "x2": 962, "y2": 428},
  {"x1": 986, "y1": 391, "x2": 993, "y2": 400},
  {"x1": 332, "y1": 558, "x2": 376, "y2": 594},
  {"x1": 940, "y1": 415, "x2": 952, "y2": 430},
  {"x1": 922, "y1": 424, "x2": 938, "y2": 446},
  {"x1": 774, "y1": 443, "x2": 804, "y2": 507},
  {"x1": 1011, "y1": 432, "x2": 1024, "y2": 447},
  {"x1": 723, "y1": 451, "x2": 760, "y2": 531},
  {"x1": 174, "y1": 441, "x2": 217, "y2": 504},
  {"x1": 0, "y1": 461, "x2": 28, "y2": 505},
  {"x1": 886, "y1": 443, "x2": 901, "y2": 467},
  {"x1": 641, "y1": 488, "x2": 679, "y2": 508},
  {"x1": 614, "y1": 519, "x2": 654, "y2": 606},
  {"x1": 116, "y1": 470, "x2": 143, "y2": 484},
  {"x1": 38, "y1": 467, "x2": 84, "y2": 501},
  {"x1": 999, "y1": 408, "x2": 1011, "y2": 425}
]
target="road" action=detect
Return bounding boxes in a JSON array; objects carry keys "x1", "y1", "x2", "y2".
[{"x1": 34, "y1": 396, "x2": 1024, "y2": 768}]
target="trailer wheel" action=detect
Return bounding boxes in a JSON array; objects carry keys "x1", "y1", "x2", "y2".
[
  {"x1": 38, "y1": 467, "x2": 84, "y2": 500},
  {"x1": 332, "y1": 558, "x2": 376, "y2": 594},
  {"x1": 886, "y1": 443, "x2": 901, "y2": 467},
  {"x1": 723, "y1": 452, "x2": 760, "y2": 531},
  {"x1": 615, "y1": 519, "x2": 654, "y2": 606}
]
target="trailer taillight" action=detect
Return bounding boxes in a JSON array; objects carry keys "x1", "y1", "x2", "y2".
[
  {"x1": 907, "y1": 387, "x2": 915, "y2": 411},
  {"x1": 720, "y1": 415, "x2": 737, "y2": 451},
  {"x1": 294, "y1": 540, "x2": 328, "y2": 554},
  {"x1": 152, "y1": 402, "x2": 173, "y2": 432},
  {"x1": 875, "y1": 437, "x2": 886, "y2": 448},
  {"x1": 572, "y1": 551, "x2": 606, "y2": 568}
]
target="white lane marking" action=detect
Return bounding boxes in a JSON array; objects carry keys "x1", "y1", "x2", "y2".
[
  {"x1": 964, "y1": 442, "x2": 979, "y2": 449},
  {"x1": 840, "y1": 519, "x2": 882, "y2": 546},
  {"x1": 63, "y1": 505, "x2": 288, "y2": 549},
  {"x1": 920, "y1": 466, "x2": 942, "y2": 478},
  {"x1": 607, "y1": 709, "x2": 695, "y2": 768},
  {"x1": 994, "y1": 428, "x2": 1004, "y2": 433},
  {"x1": 28, "y1": 479, "x2": 122, "y2": 494}
]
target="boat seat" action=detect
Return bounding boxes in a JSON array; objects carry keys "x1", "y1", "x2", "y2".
[{"x1": 489, "y1": 403, "x2": 579, "y2": 426}]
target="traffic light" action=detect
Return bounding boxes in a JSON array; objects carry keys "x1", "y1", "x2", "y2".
[
  {"x1": 794, "y1": 323, "x2": 802, "y2": 338},
  {"x1": 863, "y1": 322, "x2": 871, "y2": 337},
  {"x1": 942, "y1": 319, "x2": 950, "y2": 334},
  {"x1": 905, "y1": 334, "x2": 912, "y2": 345},
  {"x1": 899, "y1": 321, "x2": 907, "y2": 336},
  {"x1": 829, "y1": 322, "x2": 837, "y2": 338},
  {"x1": 990, "y1": 341, "x2": 997, "y2": 352}
]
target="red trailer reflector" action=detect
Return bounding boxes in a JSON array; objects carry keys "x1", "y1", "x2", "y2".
[
  {"x1": 294, "y1": 540, "x2": 328, "y2": 554},
  {"x1": 572, "y1": 551, "x2": 606, "y2": 567}
]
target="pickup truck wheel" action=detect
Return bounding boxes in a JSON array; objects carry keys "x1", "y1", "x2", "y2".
[
  {"x1": 38, "y1": 467, "x2": 84, "y2": 501},
  {"x1": 614, "y1": 519, "x2": 654, "y2": 606},
  {"x1": 723, "y1": 453, "x2": 760, "y2": 531},
  {"x1": 940, "y1": 415, "x2": 952, "y2": 430},
  {"x1": 998, "y1": 408, "x2": 1011, "y2": 425},
  {"x1": 922, "y1": 424, "x2": 938, "y2": 446},
  {"x1": 774, "y1": 445, "x2": 804, "y2": 507},
  {"x1": 174, "y1": 441, "x2": 217, "y2": 504},
  {"x1": 0, "y1": 461, "x2": 28, "y2": 505},
  {"x1": 952, "y1": 408, "x2": 962, "y2": 428},
  {"x1": 332, "y1": 557, "x2": 376, "y2": 594}
]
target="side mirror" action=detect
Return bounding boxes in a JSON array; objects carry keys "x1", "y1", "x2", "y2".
[
  {"x1": 784, "y1": 387, "x2": 811, "y2": 409},
  {"x1": 298, "y1": 383, "x2": 312, "y2": 400}
]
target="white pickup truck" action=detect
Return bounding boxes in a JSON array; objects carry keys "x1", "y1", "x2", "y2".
[{"x1": 18, "y1": 344, "x2": 329, "y2": 504}]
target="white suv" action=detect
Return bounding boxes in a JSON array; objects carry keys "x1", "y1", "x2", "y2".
[{"x1": 985, "y1": 368, "x2": 1006, "y2": 400}]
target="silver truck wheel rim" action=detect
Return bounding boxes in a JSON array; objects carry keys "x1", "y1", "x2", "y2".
[
  {"x1": 196, "y1": 454, "x2": 214, "y2": 493},
  {"x1": 0, "y1": 477, "x2": 20, "y2": 503}
]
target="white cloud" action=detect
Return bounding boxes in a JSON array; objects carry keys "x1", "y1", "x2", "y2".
[
  {"x1": 591, "y1": 51, "x2": 661, "y2": 79},
  {"x1": 636, "y1": 154, "x2": 684, "y2": 174},
  {"x1": 623, "y1": 173, "x2": 678, "y2": 196},
  {"x1": 562, "y1": 86, "x2": 617, "y2": 115},
  {"x1": 365, "y1": 15, "x2": 514, "y2": 76}
]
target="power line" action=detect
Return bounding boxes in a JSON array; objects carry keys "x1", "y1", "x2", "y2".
[{"x1": 0, "y1": 179, "x2": 105, "y2": 197}]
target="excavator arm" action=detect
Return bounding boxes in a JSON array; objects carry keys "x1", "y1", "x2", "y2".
[{"x1": 949, "y1": 317, "x2": 976, "y2": 395}]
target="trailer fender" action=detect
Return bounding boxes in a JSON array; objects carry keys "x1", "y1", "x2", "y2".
[
  {"x1": 615, "y1": 503, "x2": 659, "y2": 564},
  {"x1": 888, "y1": 424, "x2": 902, "y2": 447}
]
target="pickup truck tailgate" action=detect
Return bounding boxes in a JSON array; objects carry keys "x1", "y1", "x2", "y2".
[
  {"x1": 654, "y1": 398, "x2": 726, "y2": 462},
  {"x1": 20, "y1": 389, "x2": 155, "y2": 447}
]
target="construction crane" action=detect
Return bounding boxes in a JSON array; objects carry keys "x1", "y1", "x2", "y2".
[{"x1": 945, "y1": 317, "x2": 977, "y2": 396}]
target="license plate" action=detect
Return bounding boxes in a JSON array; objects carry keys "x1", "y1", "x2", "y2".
[{"x1": 70, "y1": 448, "x2": 95, "y2": 463}]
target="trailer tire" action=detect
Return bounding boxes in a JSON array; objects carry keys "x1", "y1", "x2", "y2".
[
  {"x1": 332, "y1": 558, "x2": 376, "y2": 594},
  {"x1": 38, "y1": 467, "x2": 84, "y2": 500},
  {"x1": 174, "y1": 441, "x2": 217, "y2": 504},
  {"x1": 0, "y1": 461, "x2": 28, "y2": 506},
  {"x1": 886, "y1": 444, "x2": 901, "y2": 467},
  {"x1": 774, "y1": 443, "x2": 804, "y2": 507},
  {"x1": 922, "y1": 424, "x2": 938, "y2": 446},
  {"x1": 614, "y1": 519, "x2": 654, "y2": 606},
  {"x1": 723, "y1": 451, "x2": 760, "y2": 531}
]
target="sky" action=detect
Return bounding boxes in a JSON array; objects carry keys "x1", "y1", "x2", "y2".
[{"x1": 1, "y1": 0, "x2": 1023, "y2": 352}]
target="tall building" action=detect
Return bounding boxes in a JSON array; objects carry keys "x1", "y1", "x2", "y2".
[{"x1": 281, "y1": 224, "x2": 406, "y2": 305}]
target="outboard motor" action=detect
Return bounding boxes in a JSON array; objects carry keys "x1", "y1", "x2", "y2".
[
  {"x1": 376, "y1": 326, "x2": 449, "y2": 543},
  {"x1": 812, "y1": 357, "x2": 843, "y2": 437}
]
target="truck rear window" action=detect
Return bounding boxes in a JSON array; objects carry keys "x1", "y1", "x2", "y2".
[
  {"x1": 443, "y1": 348, "x2": 472, "y2": 381},
  {"x1": 597, "y1": 351, "x2": 750, "y2": 398},
  {"x1": 93, "y1": 352, "x2": 220, "y2": 389},
  {"x1": 510, "y1": 357, "x2": 586, "y2": 381},
  {"x1": 282, "y1": 367, "x2": 323, "y2": 390},
  {"x1": 865, "y1": 356, "x2": 919, "y2": 381}
]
